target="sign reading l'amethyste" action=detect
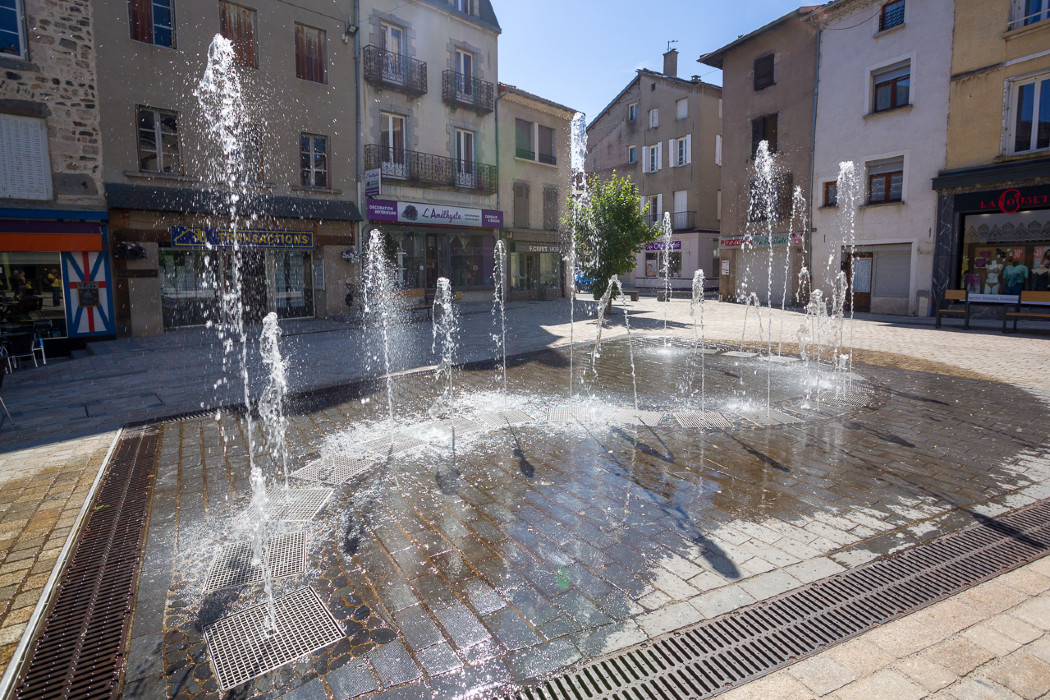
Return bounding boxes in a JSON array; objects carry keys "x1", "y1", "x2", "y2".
[{"x1": 367, "y1": 200, "x2": 503, "y2": 229}]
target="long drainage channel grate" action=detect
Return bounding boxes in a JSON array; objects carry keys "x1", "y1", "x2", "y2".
[
  {"x1": 504, "y1": 499, "x2": 1050, "y2": 700},
  {"x1": 13, "y1": 427, "x2": 159, "y2": 700}
]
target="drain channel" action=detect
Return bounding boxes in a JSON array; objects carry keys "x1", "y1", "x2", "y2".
[
  {"x1": 503, "y1": 499, "x2": 1050, "y2": 700},
  {"x1": 13, "y1": 427, "x2": 159, "y2": 700}
]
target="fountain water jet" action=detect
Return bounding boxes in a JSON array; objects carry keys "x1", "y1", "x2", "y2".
[
  {"x1": 691, "y1": 269, "x2": 706, "y2": 415},
  {"x1": 491, "y1": 240, "x2": 508, "y2": 393},
  {"x1": 259, "y1": 312, "x2": 291, "y2": 490},
  {"x1": 660, "y1": 211, "x2": 673, "y2": 342},
  {"x1": 362, "y1": 230, "x2": 398, "y2": 422},
  {"x1": 431, "y1": 278, "x2": 459, "y2": 417}
]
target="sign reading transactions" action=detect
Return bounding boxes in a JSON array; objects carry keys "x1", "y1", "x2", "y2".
[
  {"x1": 170, "y1": 227, "x2": 314, "y2": 249},
  {"x1": 367, "y1": 199, "x2": 504, "y2": 229}
]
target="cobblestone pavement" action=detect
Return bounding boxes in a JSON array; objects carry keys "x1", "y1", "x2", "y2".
[{"x1": 0, "y1": 298, "x2": 1047, "y2": 698}]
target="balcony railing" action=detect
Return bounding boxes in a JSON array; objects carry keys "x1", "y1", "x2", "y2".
[
  {"x1": 538, "y1": 152, "x2": 556, "y2": 165},
  {"x1": 363, "y1": 144, "x2": 497, "y2": 194},
  {"x1": 442, "y1": 70, "x2": 495, "y2": 113},
  {"x1": 362, "y1": 45, "x2": 427, "y2": 96},
  {"x1": 516, "y1": 147, "x2": 534, "y2": 160},
  {"x1": 672, "y1": 211, "x2": 696, "y2": 230}
]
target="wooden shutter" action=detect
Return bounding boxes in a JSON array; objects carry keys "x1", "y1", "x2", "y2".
[
  {"x1": 513, "y1": 182, "x2": 530, "y2": 228},
  {"x1": 296, "y1": 25, "x2": 325, "y2": 82},
  {"x1": 0, "y1": 115, "x2": 52, "y2": 200},
  {"x1": 128, "y1": 0, "x2": 153, "y2": 43},
  {"x1": 220, "y1": 3, "x2": 256, "y2": 67}
]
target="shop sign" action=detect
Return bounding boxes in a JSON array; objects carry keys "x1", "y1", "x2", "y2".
[
  {"x1": 367, "y1": 199, "x2": 504, "y2": 229},
  {"x1": 645, "y1": 240, "x2": 682, "y2": 252},
  {"x1": 719, "y1": 232, "x2": 804, "y2": 249},
  {"x1": 519, "y1": 244, "x2": 561, "y2": 253},
  {"x1": 978, "y1": 188, "x2": 1050, "y2": 214},
  {"x1": 170, "y1": 227, "x2": 314, "y2": 249},
  {"x1": 364, "y1": 168, "x2": 382, "y2": 197},
  {"x1": 76, "y1": 282, "x2": 100, "y2": 307}
]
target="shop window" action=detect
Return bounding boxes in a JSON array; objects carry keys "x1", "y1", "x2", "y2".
[
  {"x1": 449, "y1": 233, "x2": 495, "y2": 288},
  {"x1": 513, "y1": 181, "x2": 530, "y2": 228},
  {"x1": 273, "y1": 251, "x2": 314, "y2": 319},
  {"x1": 0, "y1": 0, "x2": 27, "y2": 59},
  {"x1": 962, "y1": 210, "x2": 1050, "y2": 296},
  {"x1": 0, "y1": 114, "x2": 51, "y2": 200},
  {"x1": 300, "y1": 133, "x2": 328, "y2": 188},
  {"x1": 750, "y1": 113, "x2": 778, "y2": 157},
  {"x1": 0, "y1": 253, "x2": 66, "y2": 336},
  {"x1": 867, "y1": 157, "x2": 903, "y2": 204},
  {"x1": 754, "y1": 54, "x2": 774, "y2": 90},
  {"x1": 129, "y1": 0, "x2": 175, "y2": 47},
  {"x1": 159, "y1": 249, "x2": 218, "y2": 328},
  {"x1": 872, "y1": 61, "x2": 910, "y2": 113},
  {"x1": 1008, "y1": 72, "x2": 1050, "y2": 154},
  {"x1": 645, "y1": 250, "x2": 681, "y2": 278},
  {"x1": 295, "y1": 23, "x2": 325, "y2": 83},
  {"x1": 879, "y1": 0, "x2": 905, "y2": 31},
  {"x1": 543, "y1": 185, "x2": 559, "y2": 230},
  {"x1": 220, "y1": 2, "x2": 256, "y2": 68},
  {"x1": 137, "y1": 107, "x2": 181, "y2": 174}
]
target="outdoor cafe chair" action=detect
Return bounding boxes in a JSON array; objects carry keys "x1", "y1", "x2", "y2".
[
  {"x1": 5, "y1": 333, "x2": 38, "y2": 371},
  {"x1": 0, "y1": 372, "x2": 13, "y2": 427}
]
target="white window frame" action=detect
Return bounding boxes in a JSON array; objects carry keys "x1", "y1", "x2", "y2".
[
  {"x1": 0, "y1": 114, "x2": 52, "y2": 200},
  {"x1": 628, "y1": 145, "x2": 636, "y2": 164},
  {"x1": 715, "y1": 134, "x2": 722, "y2": 166},
  {"x1": 643, "y1": 193, "x2": 663, "y2": 226},
  {"x1": 628, "y1": 103, "x2": 638, "y2": 121},
  {"x1": 669, "y1": 135, "x2": 691, "y2": 167},
  {"x1": 300, "y1": 132, "x2": 328, "y2": 188},
  {"x1": 1009, "y1": 0, "x2": 1049, "y2": 30},
  {"x1": 643, "y1": 143, "x2": 662, "y2": 173},
  {"x1": 676, "y1": 98, "x2": 688, "y2": 120},
  {"x1": 0, "y1": 0, "x2": 27, "y2": 60},
  {"x1": 455, "y1": 128, "x2": 476, "y2": 188},
  {"x1": 455, "y1": 0, "x2": 474, "y2": 14},
  {"x1": 137, "y1": 106, "x2": 181, "y2": 174},
  {"x1": 648, "y1": 108, "x2": 659, "y2": 129},
  {"x1": 1006, "y1": 71, "x2": 1050, "y2": 155},
  {"x1": 380, "y1": 111, "x2": 406, "y2": 178}
]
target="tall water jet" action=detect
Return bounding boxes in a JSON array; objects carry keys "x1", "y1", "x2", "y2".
[
  {"x1": 836, "y1": 161, "x2": 861, "y2": 383},
  {"x1": 259, "y1": 312, "x2": 291, "y2": 490},
  {"x1": 660, "y1": 211, "x2": 673, "y2": 342},
  {"x1": 491, "y1": 240, "x2": 508, "y2": 392},
  {"x1": 781, "y1": 186, "x2": 808, "y2": 356},
  {"x1": 751, "y1": 141, "x2": 778, "y2": 413},
  {"x1": 361, "y1": 229, "x2": 398, "y2": 422},
  {"x1": 195, "y1": 34, "x2": 276, "y2": 632},
  {"x1": 567, "y1": 112, "x2": 589, "y2": 400},
  {"x1": 609, "y1": 278, "x2": 639, "y2": 412},
  {"x1": 590, "y1": 281, "x2": 616, "y2": 375},
  {"x1": 691, "y1": 269, "x2": 706, "y2": 415},
  {"x1": 431, "y1": 278, "x2": 459, "y2": 417}
]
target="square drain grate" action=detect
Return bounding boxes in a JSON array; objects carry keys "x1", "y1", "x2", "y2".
[
  {"x1": 204, "y1": 531, "x2": 306, "y2": 592},
  {"x1": 674, "y1": 411, "x2": 734, "y2": 429},
  {"x1": 268, "y1": 488, "x2": 333, "y2": 521},
  {"x1": 474, "y1": 409, "x2": 535, "y2": 429},
  {"x1": 545, "y1": 405, "x2": 577, "y2": 424},
  {"x1": 758, "y1": 355, "x2": 801, "y2": 364},
  {"x1": 205, "y1": 587, "x2": 343, "y2": 691},
  {"x1": 418, "y1": 417, "x2": 486, "y2": 441},
  {"x1": 607, "y1": 409, "x2": 666, "y2": 425},
  {"x1": 291, "y1": 455, "x2": 374, "y2": 485},
  {"x1": 736, "y1": 407, "x2": 799, "y2": 427},
  {"x1": 722, "y1": 351, "x2": 758, "y2": 358},
  {"x1": 360, "y1": 432, "x2": 427, "y2": 456}
]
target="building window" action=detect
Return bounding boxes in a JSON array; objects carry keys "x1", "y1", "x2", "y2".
[
  {"x1": 1009, "y1": 73, "x2": 1050, "y2": 154},
  {"x1": 538, "y1": 125, "x2": 556, "y2": 165},
  {"x1": 670, "y1": 135, "x2": 691, "y2": 167},
  {"x1": 380, "y1": 112, "x2": 405, "y2": 177},
  {"x1": 643, "y1": 143, "x2": 662, "y2": 173},
  {"x1": 513, "y1": 181, "x2": 530, "y2": 228},
  {"x1": 515, "y1": 119, "x2": 534, "y2": 160},
  {"x1": 628, "y1": 145, "x2": 636, "y2": 164},
  {"x1": 824, "y1": 181, "x2": 838, "y2": 207},
  {"x1": 1011, "y1": 0, "x2": 1050, "y2": 29},
  {"x1": 676, "y1": 98, "x2": 688, "y2": 120},
  {"x1": 867, "y1": 157, "x2": 903, "y2": 204},
  {"x1": 644, "y1": 194, "x2": 662, "y2": 227},
  {"x1": 0, "y1": 0, "x2": 26, "y2": 59},
  {"x1": 749, "y1": 172, "x2": 793, "y2": 222},
  {"x1": 543, "y1": 186, "x2": 559, "y2": 230},
  {"x1": 750, "y1": 113, "x2": 778, "y2": 157},
  {"x1": 137, "y1": 107, "x2": 181, "y2": 173},
  {"x1": 129, "y1": 0, "x2": 175, "y2": 48},
  {"x1": 754, "y1": 54, "x2": 775, "y2": 90},
  {"x1": 873, "y1": 62, "x2": 910, "y2": 113},
  {"x1": 628, "y1": 103, "x2": 638, "y2": 121},
  {"x1": 295, "y1": 24, "x2": 325, "y2": 83},
  {"x1": 455, "y1": 128, "x2": 475, "y2": 188},
  {"x1": 715, "y1": 134, "x2": 722, "y2": 166},
  {"x1": 300, "y1": 133, "x2": 328, "y2": 188},
  {"x1": 219, "y1": 2, "x2": 256, "y2": 68},
  {"x1": 648, "y1": 108, "x2": 659, "y2": 129},
  {"x1": 455, "y1": 0, "x2": 474, "y2": 14},
  {"x1": 0, "y1": 114, "x2": 51, "y2": 200},
  {"x1": 879, "y1": 0, "x2": 905, "y2": 31},
  {"x1": 455, "y1": 48, "x2": 474, "y2": 99},
  {"x1": 234, "y1": 123, "x2": 263, "y2": 184}
]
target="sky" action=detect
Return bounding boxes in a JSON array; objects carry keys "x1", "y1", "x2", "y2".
[{"x1": 492, "y1": 0, "x2": 812, "y2": 123}]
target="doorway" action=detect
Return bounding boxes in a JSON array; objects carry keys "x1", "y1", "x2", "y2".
[{"x1": 845, "y1": 251, "x2": 873, "y2": 312}]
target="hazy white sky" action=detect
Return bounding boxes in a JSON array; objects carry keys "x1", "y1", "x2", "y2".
[{"x1": 492, "y1": 0, "x2": 811, "y2": 122}]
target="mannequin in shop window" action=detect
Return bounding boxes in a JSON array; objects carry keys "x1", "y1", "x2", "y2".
[
  {"x1": 983, "y1": 252, "x2": 1004, "y2": 295},
  {"x1": 1003, "y1": 254, "x2": 1029, "y2": 296},
  {"x1": 1034, "y1": 249, "x2": 1050, "y2": 291}
]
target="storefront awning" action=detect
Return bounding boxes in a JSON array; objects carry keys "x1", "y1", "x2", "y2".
[{"x1": 0, "y1": 220, "x2": 104, "y2": 251}]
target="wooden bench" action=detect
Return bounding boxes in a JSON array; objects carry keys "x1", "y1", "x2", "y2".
[
  {"x1": 935, "y1": 289, "x2": 969, "y2": 329},
  {"x1": 1003, "y1": 290, "x2": 1050, "y2": 333},
  {"x1": 398, "y1": 288, "x2": 432, "y2": 321}
]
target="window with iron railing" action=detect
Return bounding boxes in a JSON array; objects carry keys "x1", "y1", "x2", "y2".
[
  {"x1": 362, "y1": 45, "x2": 428, "y2": 96},
  {"x1": 363, "y1": 144, "x2": 496, "y2": 193},
  {"x1": 543, "y1": 186, "x2": 560, "y2": 230},
  {"x1": 879, "y1": 0, "x2": 905, "y2": 31},
  {"x1": 1010, "y1": 0, "x2": 1050, "y2": 30},
  {"x1": 538, "y1": 125, "x2": 556, "y2": 165}
]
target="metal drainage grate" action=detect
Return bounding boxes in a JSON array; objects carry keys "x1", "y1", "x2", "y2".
[
  {"x1": 14, "y1": 428, "x2": 159, "y2": 700},
  {"x1": 205, "y1": 586, "x2": 343, "y2": 691},
  {"x1": 418, "y1": 417, "x2": 486, "y2": 441},
  {"x1": 267, "y1": 488, "x2": 333, "y2": 521},
  {"x1": 502, "y1": 498, "x2": 1050, "y2": 700},
  {"x1": 292, "y1": 455, "x2": 375, "y2": 485},
  {"x1": 474, "y1": 409, "x2": 535, "y2": 430},
  {"x1": 735, "y1": 408, "x2": 801, "y2": 427},
  {"x1": 758, "y1": 355, "x2": 801, "y2": 364},
  {"x1": 673, "y1": 411, "x2": 733, "y2": 429},
  {"x1": 545, "y1": 406, "x2": 578, "y2": 424},
  {"x1": 721, "y1": 351, "x2": 758, "y2": 358},
  {"x1": 204, "y1": 531, "x2": 307, "y2": 592},
  {"x1": 360, "y1": 432, "x2": 427, "y2": 456},
  {"x1": 606, "y1": 409, "x2": 667, "y2": 426}
]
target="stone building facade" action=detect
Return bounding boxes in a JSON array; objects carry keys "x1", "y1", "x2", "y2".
[{"x1": 0, "y1": 0, "x2": 112, "y2": 344}]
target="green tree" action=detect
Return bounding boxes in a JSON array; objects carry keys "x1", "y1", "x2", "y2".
[{"x1": 566, "y1": 172, "x2": 658, "y2": 299}]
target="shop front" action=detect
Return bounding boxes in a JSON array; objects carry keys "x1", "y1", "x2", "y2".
[
  {"x1": 718, "y1": 231, "x2": 804, "y2": 305},
  {"x1": 366, "y1": 199, "x2": 504, "y2": 300},
  {"x1": 0, "y1": 210, "x2": 114, "y2": 348},
  {"x1": 507, "y1": 240, "x2": 563, "y2": 301},
  {"x1": 634, "y1": 233, "x2": 720, "y2": 293}
]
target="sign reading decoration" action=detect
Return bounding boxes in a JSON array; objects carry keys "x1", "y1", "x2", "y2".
[
  {"x1": 367, "y1": 199, "x2": 504, "y2": 229},
  {"x1": 170, "y1": 227, "x2": 314, "y2": 249}
]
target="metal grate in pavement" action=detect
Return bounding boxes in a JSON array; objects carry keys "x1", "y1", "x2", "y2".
[
  {"x1": 721, "y1": 351, "x2": 758, "y2": 358},
  {"x1": 267, "y1": 488, "x2": 333, "y2": 521},
  {"x1": 735, "y1": 407, "x2": 801, "y2": 427},
  {"x1": 545, "y1": 406, "x2": 578, "y2": 424},
  {"x1": 360, "y1": 433, "x2": 427, "y2": 456},
  {"x1": 606, "y1": 409, "x2": 666, "y2": 425},
  {"x1": 758, "y1": 355, "x2": 801, "y2": 364},
  {"x1": 500, "y1": 498, "x2": 1050, "y2": 700},
  {"x1": 291, "y1": 455, "x2": 375, "y2": 485},
  {"x1": 204, "y1": 531, "x2": 306, "y2": 593},
  {"x1": 474, "y1": 409, "x2": 535, "y2": 429},
  {"x1": 673, "y1": 411, "x2": 733, "y2": 429},
  {"x1": 418, "y1": 417, "x2": 486, "y2": 441},
  {"x1": 204, "y1": 587, "x2": 343, "y2": 691}
]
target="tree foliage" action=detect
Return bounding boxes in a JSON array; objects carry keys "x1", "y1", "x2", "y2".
[{"x1": 566, "y1": 172, "x2": 658, "y2": 299}]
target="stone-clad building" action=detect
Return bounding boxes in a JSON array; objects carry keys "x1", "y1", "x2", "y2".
[{"x1": 0, "y1": 0, "x2": 112, "y2": 345}]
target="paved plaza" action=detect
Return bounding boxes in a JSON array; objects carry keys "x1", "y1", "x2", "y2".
[{"x1": 0, "y1": 297, "x2": 1048, "y2": 699}]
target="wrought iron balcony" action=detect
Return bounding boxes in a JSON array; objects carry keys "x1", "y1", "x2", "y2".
[
  {"x1": 362, "y1": 45, "x2": 427, "y2": 96},
  {"x1": 538, "y1": 152, "x2": 556, "y2": 165},
  {"x1": 363, "y1": 144, "x2": 497, "y2": 194},
  {"x1": 442, "y1": 70, "x2": 495, "y2": 114},
  {"x1": 672, "y1": 211, "x2": 696, "y2": 230}
]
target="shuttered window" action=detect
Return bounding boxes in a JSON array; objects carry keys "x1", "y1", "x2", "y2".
[
  {"x1": 750, "y1": 113, "x2": 778, "y2": 157},
  {"x1": 543, "y1": 186, "x2": 559, "y2": 230},
  {"x1": 137, "y1": 107, "x2": 181, "y2": 174},
  {"x1": 128, "y1": 0, "x2": 174, "y2": 47},
  {"x1": 295, "y1": 24, "x2": 325, "y2": 83},
  {"x1": 220, "y1": 2, "x2": 256, "y2": 68},
  {"x1": 513, "y1": 182, "x2": 530, "y2": 228},
  {"x1": 0, "y1": 114, "x2": 52, "y2": 200},
  {"x1": 538, "y1": 125, "x2": 555, "y2": 165},
  {"x1": 867, "y1": 157, "x2": 904, "y2": 204},
  {"x1": 754, "y1": 54, "x2": 774, "y2": 90}
]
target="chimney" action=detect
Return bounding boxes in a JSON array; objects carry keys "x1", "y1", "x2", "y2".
[{"x1": 663, "y1": 49, "x2": 678, "y2": 78}]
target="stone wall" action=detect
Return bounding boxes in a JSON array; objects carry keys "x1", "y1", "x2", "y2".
[{"x1": 0, "y1": 0, "x2": 104, "y2": 209}]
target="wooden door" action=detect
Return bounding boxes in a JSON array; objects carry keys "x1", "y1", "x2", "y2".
[{"x1": 846, "y1": 251, "x2": 873, "y2": 312}]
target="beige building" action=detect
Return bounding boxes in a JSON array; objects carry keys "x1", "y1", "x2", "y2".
[
  {"x1": 700, "y1": 6, "x2": 821, "y2": 305},
  {"x1": 496, "y1": 84, "x2": 575, "y2": 300},
  {"x1": 94, "y1": 0, "x2": 361, "y2": 336},
  {"x1": 932, "y1": 0, "x2": 1050, "y2": 306},
  {"x1": 358, "y1": 0, "x2": 502, "y2": 302},
  {"x1": 0, "y1": 0, "x2": 111, "y2": 346},
  {"x1": 586, "y1": 51, "x2": 723, "y2": 292}
]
